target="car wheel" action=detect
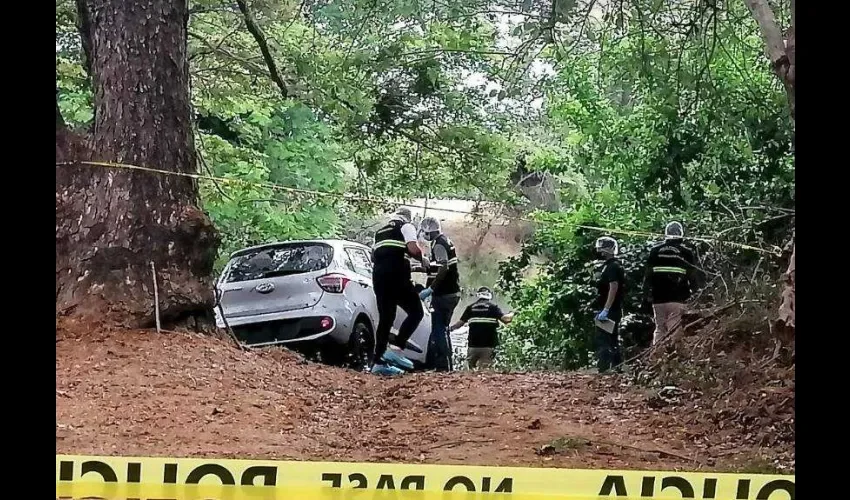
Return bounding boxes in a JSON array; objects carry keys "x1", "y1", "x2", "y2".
[{"x1": 346, "y1": 320, "x2": 374, "y2": 372}]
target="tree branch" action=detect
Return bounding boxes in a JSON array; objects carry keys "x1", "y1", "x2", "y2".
[
  {"x1": 744, "y1": 0, "x2": 794, "y2": 118},
  {"x1": 189, "y1": 5, "x2": 235, "y2": 15},
  {"x1": 188, "y1": 31, "x2": 269, "y2": 76},
  {"x1": 398, "y1": 48, "x2": 517, "y2": 58},
  {"x1": 742, "y1": 0, "x2": 786, "y2": 65},
  {"x1": 235, "y1": 0, "x2": 289, "y2": 98},
  {"x1": 74, "y1": 0, "x2": 93, "y2": 79},
  {"x1": 189, "y1": 21, "x2": 243, "y2": 62},
  {"x1": 789, "y1": 0, "x2": 795, "y2": 38},
  {"x1": 743, "y1": 0, "x2": 796, "y2": 332}
]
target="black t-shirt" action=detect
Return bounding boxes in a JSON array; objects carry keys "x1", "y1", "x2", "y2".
[
  {"x1": 461, "y1": 300, "x2": 505, "y2": 348},
  {"x1": 594, "y1": 258, "x2": 626, "y2": 321}
]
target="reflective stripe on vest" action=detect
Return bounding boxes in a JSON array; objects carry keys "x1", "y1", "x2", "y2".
[
  {"x1": 468, "y1": 317, "x2": 499, "y2": 324},
  {"x1": 429, "y1": 257, "x2": 459, "y2": 277},
  {"x1": 374, "y1": 239, "x2": 406, "y2": 250},
  {"x1": 653, "y1": 266, "x2": 686, "y2": 274}
]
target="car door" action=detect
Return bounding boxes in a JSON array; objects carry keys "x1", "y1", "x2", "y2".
[
  {"x1": 342, "y1": 246, "x2": 379, "y2": 328},
  {"x1": 345, "y1": 245, "x2": 430, "y2": 364},
  {"x1": 404, "y1": 301, "x2": 432, "y2": 364}
]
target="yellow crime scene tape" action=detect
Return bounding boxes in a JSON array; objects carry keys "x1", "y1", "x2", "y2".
[
  {"x1": 56, "y1": 161, "x2": 784, "y2": 256},
  {"x1": 56, "y1": 455, "x2": 795, "y2": 500}
]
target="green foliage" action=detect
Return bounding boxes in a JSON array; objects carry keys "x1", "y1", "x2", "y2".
[
  {"x1": 185, "y1": 0, "x2": 528, "y2": 204},
  {"x1": 56, "y1": 55, "x2": 93, "y2": 127},
  {"x1": 56, "y1": 0, "x2": 93, "y2": 128},
  {"x1": 497, "y1": 206, "x2": 655, "y2": 370},
  {"x1": 197, "y1": 101, "x2": 345, "y2": 267},
  {"x1": 187, "y1": 0, "x2": 541, "y2": 257},
  {"x1": 496, "y1": 0, "x2": 794, "y2": 370}
]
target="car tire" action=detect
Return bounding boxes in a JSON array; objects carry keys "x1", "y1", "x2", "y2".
[{"x1": 346, "y1": 320, "x2": 374, "y2": 372}]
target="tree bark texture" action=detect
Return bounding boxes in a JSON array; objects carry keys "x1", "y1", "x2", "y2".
[
  {"x1": 777, "y1": 243, "x2": 794, "y2": 332},
  {"x1": 743, "y1": 0, "x2": 795, "y2": 332},
  {"x1": 743, "y1": 0, "x2": 795, "y2": 120},
  {"x1": 57, "y1": 0, "x2": 220, "y2": 327}
]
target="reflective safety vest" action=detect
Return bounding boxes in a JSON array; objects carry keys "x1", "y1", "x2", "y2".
[
  {"x1": 464, "y1": 300, "x2": 503, "y2": 348},
  {"x1": 646, "y1": 240, "x2": 696, "y2": 303},
  {"x1": 372, "y1": 220, "x2": 411, "y2": 269},
  {"x1": 426, "y1": 234, "x2": 460, "y2": 295}
]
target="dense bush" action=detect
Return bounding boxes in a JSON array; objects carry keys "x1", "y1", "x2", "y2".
[{"x1": 494, "y1": 6, "x2": 794, "y2": 370}]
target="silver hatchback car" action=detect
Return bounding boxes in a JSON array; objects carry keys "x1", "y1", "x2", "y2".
[{"x1": 214, "y1": 239, "x2": 432, "y2": 370}]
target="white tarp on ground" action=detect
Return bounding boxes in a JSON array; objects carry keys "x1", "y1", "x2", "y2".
[{"x1": 450, "y1": 325, "x2": 469, "y2": 369}]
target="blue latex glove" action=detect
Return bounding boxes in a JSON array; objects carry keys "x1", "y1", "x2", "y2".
[
  {"x1": 596, "y1": 309, "x2": 609, "y2": 321},
  {"x1": 419, "y1": 287, "x2": 433, "y2": 300}
]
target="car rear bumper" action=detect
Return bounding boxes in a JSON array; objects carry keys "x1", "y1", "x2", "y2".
[{"x1": 215, "y1": 306, "x2": 352, "y2": 347}]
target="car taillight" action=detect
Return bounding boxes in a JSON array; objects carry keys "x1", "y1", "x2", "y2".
[
  {"x1": 320, "y1": 317, "x2": 333, "y2": 329},
  {"x1": 316, "y1": 274, "x2": 350, "y2": 293}
]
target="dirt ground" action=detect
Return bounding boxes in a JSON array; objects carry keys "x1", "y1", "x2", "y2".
[{"x1": 56, "y1": 319, "x2": 790, "y2": 472}]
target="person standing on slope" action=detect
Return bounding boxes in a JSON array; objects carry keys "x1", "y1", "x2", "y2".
[
  {"x1": 643, "y1": 221, "x2": 700, "y2": 345},
  {"x1": 370, "y1": 207, "x2": 426, "y2": 376},
  {"x1": 449, "y1": 286, "x2": 513, "y2": 370},
  {"x1": 418, "y1": 216, "x2": 461, "y2": 371},
  {"x1": 592, "y1": 236, "x2": 625, "y2": 373}
]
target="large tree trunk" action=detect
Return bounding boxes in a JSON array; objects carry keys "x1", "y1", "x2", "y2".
[
  {"x1": 56, "y1": 0, "x2": 219, "y2": 327},
  {"x1": 743, "y1": 0, "x2": 795, "y2": 333}
]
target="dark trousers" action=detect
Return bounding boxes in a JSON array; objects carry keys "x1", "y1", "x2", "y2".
[
  {"x1": 594, "y1": 322, "x2": 622, "y2": 373},
  {"x1": 427, "y1": 294, "x2": 460, "y2": 371},
  {"x1": 373, "y1": 268, "x2": 423, "y2": 365}
]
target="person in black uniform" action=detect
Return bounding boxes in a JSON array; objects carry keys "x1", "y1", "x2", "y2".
[
  {"x1": 418, "y1": 216, "x2": 461, "y2": 371},
  {"x1": 592, "y1": 236, "x2": 625, "y2": 373},
  {"x1": 449, "y1": 286, "x2": 514, "y2": 370},
  {"x1": 370, "y1": 207, "x2": 426, "y2": 376},
  {"x1": 643, "y1": 221, "x2": 701, "y2": 345}
]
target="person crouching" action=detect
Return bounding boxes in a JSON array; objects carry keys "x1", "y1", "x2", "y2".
[{"x1": 449, "y1": 286, "x2": 513, "y2": 370}]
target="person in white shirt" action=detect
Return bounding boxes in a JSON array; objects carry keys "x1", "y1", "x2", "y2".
[{"x1": 369, "y1": 207, "x2": 426, "y2": 375}]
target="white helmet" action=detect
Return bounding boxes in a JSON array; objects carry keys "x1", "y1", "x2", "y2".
[
  {"x1": 419, "y1": 216, "x2": 442, "y2": 240},
  {"x1": 476, "y1": 286, "x2": 493, "y2": 301},
  {"x1": 594, "y1": 236, "x2": 618, "y2": 257},
  {"x1": 665, "y1": 221, "x2": 684, "y2": 240}
]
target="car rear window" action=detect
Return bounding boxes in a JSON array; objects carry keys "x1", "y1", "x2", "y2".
[{"x1": 224, "y1": 243, "x2": 334, "y2": 283}]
